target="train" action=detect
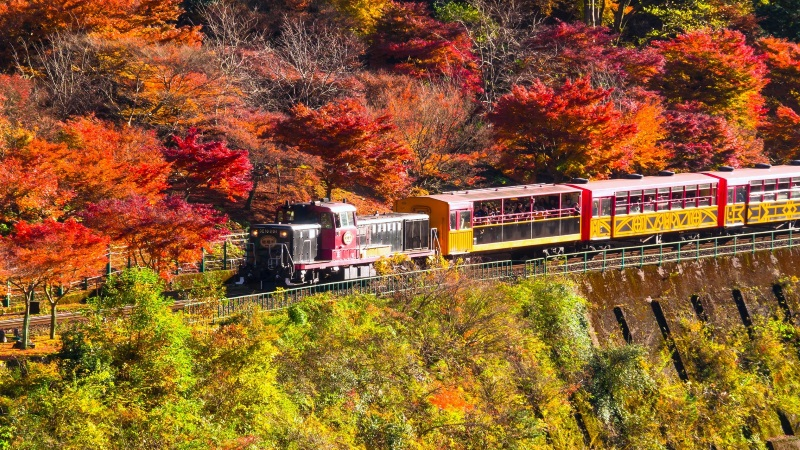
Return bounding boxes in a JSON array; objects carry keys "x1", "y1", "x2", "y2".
[{"x1": 247, "y1": 163, "x2": 800, "y2": 285}]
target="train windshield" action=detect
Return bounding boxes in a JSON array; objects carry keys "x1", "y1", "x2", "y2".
[{"x1": 276, "y1": 206, "x2": 317, "y2": 224}]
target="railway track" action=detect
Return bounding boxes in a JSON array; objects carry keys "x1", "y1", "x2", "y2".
[
  {"x1": 3, "y1": 228, "x2": 798, "y2": 331},
  {"x1": 0, "y1": 300, "x2": 196, "y2": 333}
]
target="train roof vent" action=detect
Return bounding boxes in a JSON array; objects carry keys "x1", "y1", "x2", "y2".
[
  {"x1": 754, "y1": 163, "x2": 772, "y2": 169},
  {"x1": 718, "y1": 166, "x2": 735, "y2": 172},
  {"x1": 570, "y1": 177, "x2": 589, "y2": 184},
  {"x1": 658, "y1": 170, "x2": 675, "y2": 177},
  {"x1": 623, "y1": 173, "x2": 644, "y2": 180},
  {"x1": 790, "y1": 160, "x2": 800, "y2": 166}
]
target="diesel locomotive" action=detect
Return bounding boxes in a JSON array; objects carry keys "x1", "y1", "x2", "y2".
[{"x1": 248, "y1": 163, "x2": 800, "y2": 284}]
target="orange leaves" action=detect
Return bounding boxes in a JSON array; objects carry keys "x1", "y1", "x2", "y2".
[
  {"x1": 273, "y1": 98, "x2": 412, "y2": 201},
  {"x1": 428, "y1": 385, "x2": 474, "y2": 412},
  {"x1": 81, "y1": 196, "x2": 226, "y2": 276},
  {"x1": 488, "y1": 78, "x2": 637, "y2": 182},
  {"x1": 378, "y1": 76, "x2": 486, "y2": 191},
  {"x1": 653, "y1": 29, "x2": 767, "y2": 129},
  {"x1": 0, "y1": 218, "x2": 108, "y2": 289},
  {"x1": 759, "y1": 37, "x2": 800, "y2": 111},
  {"x1": 55, "y1": 117, "x2": 170, "y2": 205},
  {"x1": 761, "y1": 105, "x2": 800, "y2": 163}
]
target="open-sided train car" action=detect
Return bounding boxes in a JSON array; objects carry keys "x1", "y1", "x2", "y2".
[
  {"x1": 395, "y1": 185, "x2": 582, "y2": 256},
  {"x1": 566, "y1": 172, "x2": 720, "y2": 242},
  {"x1": 703, "y1": 164, "x2": 800, "y2": 228}
]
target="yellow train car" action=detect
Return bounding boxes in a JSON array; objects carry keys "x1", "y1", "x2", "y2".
[
  {"x1": 704, "y1": 164, "x2": 800, "y2": 227},
  {"x1": 566, "y1": 173, "x2": 720, "y2": 241},
  {"x1": 395, "y1": 185, "x2": 582, "y2": 256}
]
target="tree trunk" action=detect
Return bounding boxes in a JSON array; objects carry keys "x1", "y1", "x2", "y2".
[
  {"x1": 21, "y1": 291, "x2": 31, "y2": 350},
  {"x1": 50, "y1": 302, "x2": 57, "y2": 340},
  {"x1": 326, "y1": 183, "x2": 333, "y2": 201}
]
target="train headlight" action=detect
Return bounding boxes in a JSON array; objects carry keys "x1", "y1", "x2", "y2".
[
  {"x1": 279, "y1": 231, "x2": 289, "y2": 238},
  {"x1": 250, "y1": 229, "x2": 258, "y2": 237}
]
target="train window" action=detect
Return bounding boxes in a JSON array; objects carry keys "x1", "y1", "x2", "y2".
[
  {"x1": 459, "y1": 210, "x2": 472, "y2": 230},
  {"x1": 683, "y1": 185, "x2": 697, "y2": 208},
  {"x1": 335, "y1": 212, "x2": 355, "y2": 228},
  {"x1": 671, "y1": 188, "x2": 684, "y2": 210},
  {"x1": 792, "y1": 178, "x2": 800, "y2": 199},
  {"x1": 450, "y1": 211, "x2": 457, "y2": 230},
  {"x1": 750, "y1": 180, "x2": 763, "y2": 193},
  {"x1": 615, "y1": 192, "x2": 628, "y2": 215},
  {"x1": 698, "y1": 184, "x2": 711, "y2": 207},
  {"x1": 762, "y1": 179, "x2": 776, "y2": 201},
  {"x1": 320, "y1": 213, "x2": 333, "y2": 229},
  {"x1": 629, "y1": 191, "x2": 642, "y2": 213},
  {"x1": 642, "y1": 190, "x2": 655, "y2": 212},
  {"x1": 593, "y1": 198, "x2": 612, "y2": 217}
]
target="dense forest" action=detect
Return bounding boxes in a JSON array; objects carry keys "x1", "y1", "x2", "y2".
[
  {"x1": 0, "y1": 270, "x2": 798, "y2": 448},
  {"x1": 2, "y1": 0, "x2": 800, "y2": 446},
  {"x1": 2, "y1": 0, "x2": 800, "y2": 275}
]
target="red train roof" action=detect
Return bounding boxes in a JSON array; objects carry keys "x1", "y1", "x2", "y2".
[
  {"x1": 565, "y1": 173, "x2": 718, "y2": 197},
  {"x1": 703, "y1": 165, "x2": 800, "y2": 184}
]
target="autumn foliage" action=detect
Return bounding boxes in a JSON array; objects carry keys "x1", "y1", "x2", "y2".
[
  {"x1": 81, "y1": 196, "x2": 226, "y2": 276},
  {"x1": 369, "y1": 2, "x2": 481, "y2": 92},
  {"x1": 489, "y1": 78, "x2": 636, "y2": 182},
  {"x1": 273, "y1": 98, "x2": 412, "y2": 200},
  {"x1": 164, "y1": 129, "x2": 253, "y2": 202},
  {"x1": 653, "y1": 29, "x2": 767, "y2": 129}
]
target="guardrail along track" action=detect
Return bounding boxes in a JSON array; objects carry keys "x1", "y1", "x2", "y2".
[{"x1": 186, "y1": 229, "x2": 800, "y2": 323}]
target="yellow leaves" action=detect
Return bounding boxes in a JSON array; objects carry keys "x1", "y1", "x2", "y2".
[{"x1": 325, "y1": 0, "x2": 392, "y2": 34}]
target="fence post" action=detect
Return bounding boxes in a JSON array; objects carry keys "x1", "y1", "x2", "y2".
[
  {"x1": 106, "y1": 244, "x2": 112, "y2": 276},
  {"x1": 621, "y1": 248, "x2": 625, "y2": 269},
  {"x1": 200, "y1": 248, "x2": 206, "y2": 273},
  {"x1": 223, "y1": 241, "x2": 228, "y2": 270},
  {"x1": 4, "y1": 281, "x2": 10, "y2": 308}
]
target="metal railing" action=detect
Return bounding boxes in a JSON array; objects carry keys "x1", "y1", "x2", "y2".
[
  {"x1": 182, "y1": 260, "x2": 515, "y2": 323},
  {"x1": 524, "y1": 228, "x2": 797, "y2": 276},
  {"x1": 3, "y1": 233, "x2": 248, "y2": 309},
  {"x1": 184, "y1": 229, "x2": 800, "y2": 324}
]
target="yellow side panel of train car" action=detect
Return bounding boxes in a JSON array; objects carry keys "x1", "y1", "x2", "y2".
[
  {"x1": 613, "y1": 206, "x2": 718, "y2": 238},
  {"x1": 726, "y1": 204, "x2": 745, "y2": 226},
  {"x1": 448, "y1": 229, "x2": 474, "y2": 254},
  {"x1": 590, "y1": 217, "x2": 612, "y2": 240},
  {"x1": 747, "y1": 199, "x2": 800, "y2": 225},
  {"x1": 395, "y1": 197, "x2": 473, "y2": 256}
]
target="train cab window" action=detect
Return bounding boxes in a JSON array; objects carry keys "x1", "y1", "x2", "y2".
[
  {"x1": 335, "y1": 212, "x2": 355, "y2": 228},
  {"x1": 671, "y1": 188, "x2": 685, "y2": 210},
  {"x1": 615, "y1": 192, "x2": 628, "y2": 215},
  {"x1": 459, "y1": 210, "x2": 472, "y2": 229},
  {"x1": 450, "y1": 211, "x2": 457, "y2": 230},
  {"x1": 320, "y1": 213, "x2": 333, "y2": 229}
]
